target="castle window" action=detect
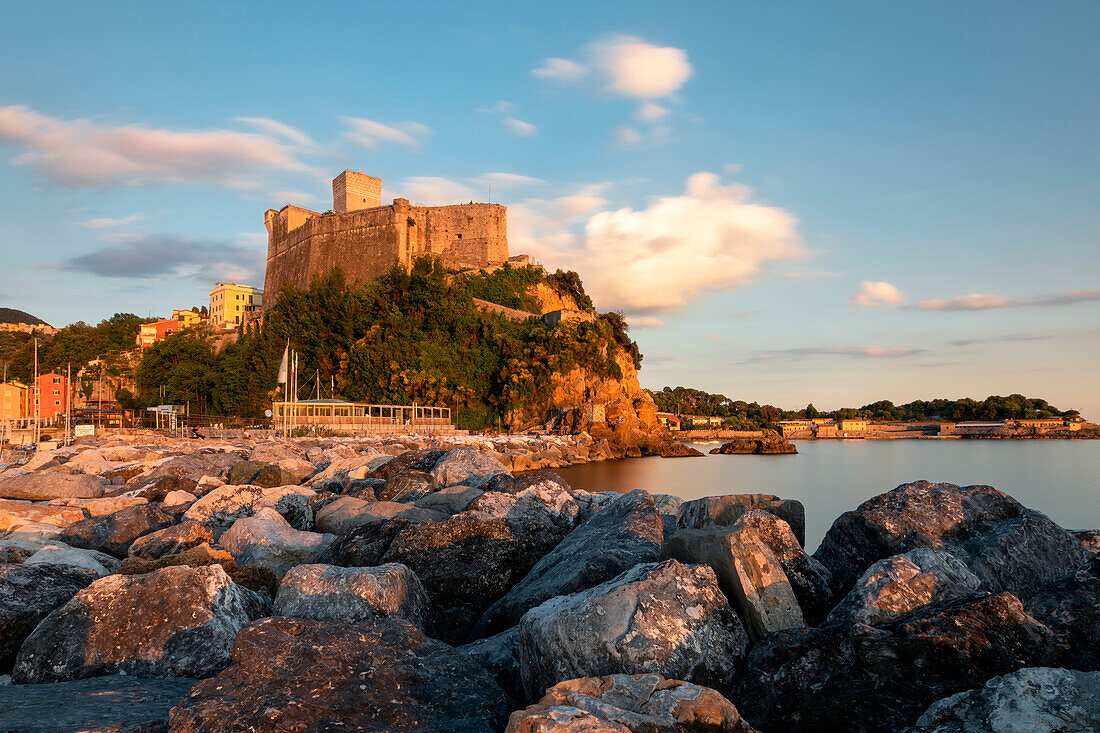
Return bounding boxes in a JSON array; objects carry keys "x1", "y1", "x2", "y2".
[{"x1": 456, "y1": 234, "x2": 462, "y2": 239}]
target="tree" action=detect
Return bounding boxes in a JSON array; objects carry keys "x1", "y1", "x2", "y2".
[{"x1": 804, "y1": 403, "x2": 819, "y2": 419}]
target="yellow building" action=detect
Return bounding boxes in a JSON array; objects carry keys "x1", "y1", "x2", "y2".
[
  {"x1": 209, "y1": 283, "x2": 263, "y2": 330},
  {"x1": 0, "y1": 382, "x2": 27, "y2": 421},
  {"x1": 172, "y1": 309, "x2": 204, "y2": 329},
  {"x1": 839, "y1": 419, "x2": 868, "y2": 433}
]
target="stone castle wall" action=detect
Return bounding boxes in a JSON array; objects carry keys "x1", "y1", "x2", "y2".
[{"x1": 263, "y1": 196, "x2": 508, "y2": 307}]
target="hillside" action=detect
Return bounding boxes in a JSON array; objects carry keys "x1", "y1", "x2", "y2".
[
  {"x1": 132, "y1": 259, "x2": 680, "y2": 454},
  {"x1": 0, "y1": 307, "x2": 49, "y2": 326}
]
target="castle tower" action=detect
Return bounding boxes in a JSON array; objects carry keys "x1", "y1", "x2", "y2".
[{"x1": 332, "y1": 170, "x2": 382, "y2": 213}]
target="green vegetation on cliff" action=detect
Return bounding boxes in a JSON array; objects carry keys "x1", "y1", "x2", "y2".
[
  {"x1": 134, "y1": 260, "x2": 640, "y2": 429},
  {"x1": 2, "y1": 313, "x2": 144, "y2": 382}
]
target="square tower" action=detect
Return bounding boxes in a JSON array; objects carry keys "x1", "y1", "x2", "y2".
[{"x1": 332, "y1": 170, "x2": 382, "y2": 213}]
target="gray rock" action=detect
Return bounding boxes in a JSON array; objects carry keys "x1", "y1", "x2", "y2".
[
  {"x1": 314, "y1": 496, "x2": 439, "y2": 535},
  {"x1": 457, "y1": 626, "x2": 522, "y2": 701},
  {"x1": 24, "y1": 544, "x2": 117, "y2": 576},
  {"x1": 56, "y1": 503, "x2": 177, "y2": 558},
  {"x1": 127, "y1": 519, "x2": 214, "y2": 559},
  {"x1": 507, "y1": 673, "x2": 759, "y2": 733},
  {"x1": 0, "y1": 473, "x2": 104, "y2": 501},
  {"x1": 128, "y1": 452, "x2": 243, "y2": 500},
  {"x1": 379, "y1": 469, "x2": 439, "y2": 502},
  {"x1": 227, "y1": 459, "x2": 305, "y2": 488},
  {"x1": 825, "y1": 547, "x2": 982, "y2": 628},
  {"x1": 518, "y1": 559, "x2": 749, "y2": 702},
  {"x1": 414, "y1": 485, "x2": 483, "y2": 516},
  {"x1": 662, "y1": 522, "x2": 805, "y2": 641},
  {"x1": 677, "y1": 493, "x2": 806, "y2": 548},
  {"x1": 12, "y1": 564, "x2": 270, "y2": 682},
  {"x1": 0, "y1": 675, "x2": 199, "y2": 733},
  {"x1": 167, "y1": 617, "x2": 512, "y2": 732},
  {"x1": 735, "y1": 592, "x2": 1058, "y2": 733},
  {"x1": 183, "y1": 484, "x2": 315, "y2": 528},
  {"x1": 915, "y1": 667, "x2": 1100, "y2": 732},
  {"x1": 476, "y1": 489, "x2": 663, "y2": 636},
  {"x1": 813, "y1": 481, "x2": 1090, "y2": 601},
  {"x1": 1025, "y1": 554, "x2": 1100, "y2": 669},
  {"x1": 275, "y1": 562, "x2": 431, "y2": 630},
  {"x1": 220, "y1": 516, "x2": 335, "y2": 578},
  {"x1": 0, "y1": 563, "x2": 97, "y2": 674},
  {"x1": 429, "y1": 447, "x2": 511, "y2": 488}
]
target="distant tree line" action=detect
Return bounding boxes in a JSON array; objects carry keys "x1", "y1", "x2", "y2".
[{"x1": 651, "y1": 385, "x2": 1079, "y2": 429}]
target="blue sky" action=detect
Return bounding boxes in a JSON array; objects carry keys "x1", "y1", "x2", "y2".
[{"x1": 2, "y1": 1, "x2": 1098, "y2": 417}]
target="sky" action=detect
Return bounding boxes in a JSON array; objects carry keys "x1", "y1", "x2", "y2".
[{"x1": 1, "y1": 1, "x2": 1098, "y2": 418}]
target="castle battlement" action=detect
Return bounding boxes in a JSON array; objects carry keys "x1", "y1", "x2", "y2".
[{"x1": 262, "y1": 170, "x2": 509, "y2": 306}]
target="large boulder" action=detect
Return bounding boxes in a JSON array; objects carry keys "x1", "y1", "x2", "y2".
[
  {"x1": 128, "y1": 452, "x2": 243, "y2": 500},
  {"x1": 0, "y1": 563, "x2": 97, "y2": 674},
  {"x1": 0, "y1": 472, "x2": 104, "y2": 501},
  {"x1": 369, "y1": 449, "x2": 447, "y2": 481},
  {"x1": 183, "y1": 483, "x2": 314, "y2": 528},
  {"x1": 314, "y1": 496, "x2": 439, "y2": 535},
  {"x1": 468, "y1": 474, "x2": 581, "y2": 551},
  {"x1": 477, "y1": 489, "x2": 663, "y2": 636},
  {"x1": 458, "y1": 626, "x2": 523, "y2": 701},
  {"x1": 507, "y1": 674, "x2": 759, "y2": 733},
  {"x1": 414, "y1": 485, "x2": 483, "y2": 516},
  {"x1": 0, "y1": 498, "x2": 86, "y2": 530},
  {"x1": 662, "y1": 522, "x2": 805, "y2": 640},
  {"x1": 167, "y1": 617, "x2": 513, "y2": 732},
  {"x1": 24, "y1": 543, "x2": 118, "y2": 576},
  {"x1": 735, "y1": 592, "x2": 1057, "y2": 732},
  {"x1": 318, "y1": 517, "x2": 412, "y2": 568},
  {"x1": 0, "y1": 675, "x2": 199, "y2": 733},
  {"x1": 379, "y1": 469, "x2": 439, "y2": 502},
  {"x1": 677, "y1": 494, "x2": 806, "y2": 548},
  {"x1": 813, "y1": 481, "x2": 1090, "y2": 600},
  {"x1": 12, "y1": 564, "x2": 270, "y2": 682},
  {"x1": 381, "y1": 511, "x2": 537, "y2": 644},
  {"x1": 220, "y1": 516, "x2": 334, "y2": 578},
  {"x1": 127, "y1": 519, "x2": 214, "y2": 560},
  {"x1": 226, "y1": 459, "x2": 305, "y2": 488},
  {"x1": 117, "y1": 543, "x2": 280, "y2": 599},
  {"x1": 913, "y1": 666, "x2": 1100, "y2": 732},
  {"x1": 824, "y1": 547, "x2": 982, "y2": 628},
  {"x1": 48, "y1": 495, "x2": 148, "y2": 516},
  {"x1": 518, "y1": 560, "x2": 749, "y2": 702},
  {"x1": 56, "y1": 503, "x2": 176, "y2": 558},
  {"x1": 1025, "y1": 554, "x2": 1100, "y2": 668},
  {"x1": 429, "y1": 447, "x2": 511, "y2": 488},
  {"x1": 275, "y1": 562, "x2": 431, "y2": 630}
]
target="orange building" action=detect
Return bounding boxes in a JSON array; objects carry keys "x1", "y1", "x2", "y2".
[
  {"x1": 0, "y1": 382, "x2": 28, "y2": 421},
  {"x1": 136, "y1": 319, "x2": 177, "y2": 349},
  {"x1": 33, "y1": 372, "x2": 68, "y2": 423}
]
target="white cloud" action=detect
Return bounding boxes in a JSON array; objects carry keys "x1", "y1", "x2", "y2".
[
  {"x1": 851, "y1": 280, "x2": 904, "y2": 307},
  {"x1": 343, "y1": 117, "x2": 432, "y2": 148},
  {"x1": 513, "y1": 172, "x2": 804, "y2": 314},
  {"x1": 614, "y1": 126, "x2": 643, "y2": 146},
  {"x1": 531, "y1": 57, "x2": 587, "y2": 82},
  {"x1": 478, "y1": 172, "x2": 543, "y2": 188},
  {"x1": 234, "y1": 117, "x2": 315, "y2": 148},
  {"x1": 79, "y1": 213, "x2": 143, "y2": 228},
  {"x1": 631, "y1": 316, "x2": 667, "y2": 329},
  {"x1": 0, "y1": 104, "x2": 309, "y2": 187},
  {"x1": 503, "y1": 116, "x2": 538, "y2": 137},
  {"x1": 636, "y1": 102, "x2": 670, "y2": 121},
  {"x1": 915, "y1": 289, "x2": 1100, "y2": 311},
  {"x1": 534, "y1": 36, "x2": 692, "y2": 99}
]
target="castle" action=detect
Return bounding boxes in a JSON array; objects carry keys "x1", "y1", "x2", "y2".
[{"x1": 262, "y1": 170, "x2": 513, "y2": 306}]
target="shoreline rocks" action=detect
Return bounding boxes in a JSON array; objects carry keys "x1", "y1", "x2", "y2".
[{"x1": 710, "y1": 436, "x2": 797, "y2": 455}]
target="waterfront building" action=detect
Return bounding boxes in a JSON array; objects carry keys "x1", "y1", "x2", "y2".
[
  {"x1": 34, "y1": 372, "x2": 68, "y2": 423},
  {"x1": 209, "y1": 282, "x2": 263, "y2": 330},
  {"x1": 0, "y1": 382, "x2": 27, "y2": 421}
]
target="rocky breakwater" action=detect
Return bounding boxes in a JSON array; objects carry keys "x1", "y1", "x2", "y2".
[
  {"x1": 0, "y1": 435, "x2": 1097, "y2": 732},
  {"x1": 710, "y1": 434, "x2": 797, "y2": 455}
]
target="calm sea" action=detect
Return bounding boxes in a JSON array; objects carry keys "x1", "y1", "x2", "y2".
[{"x1": 553, "y1": 439, "x2": 1100, "y2": 552}]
